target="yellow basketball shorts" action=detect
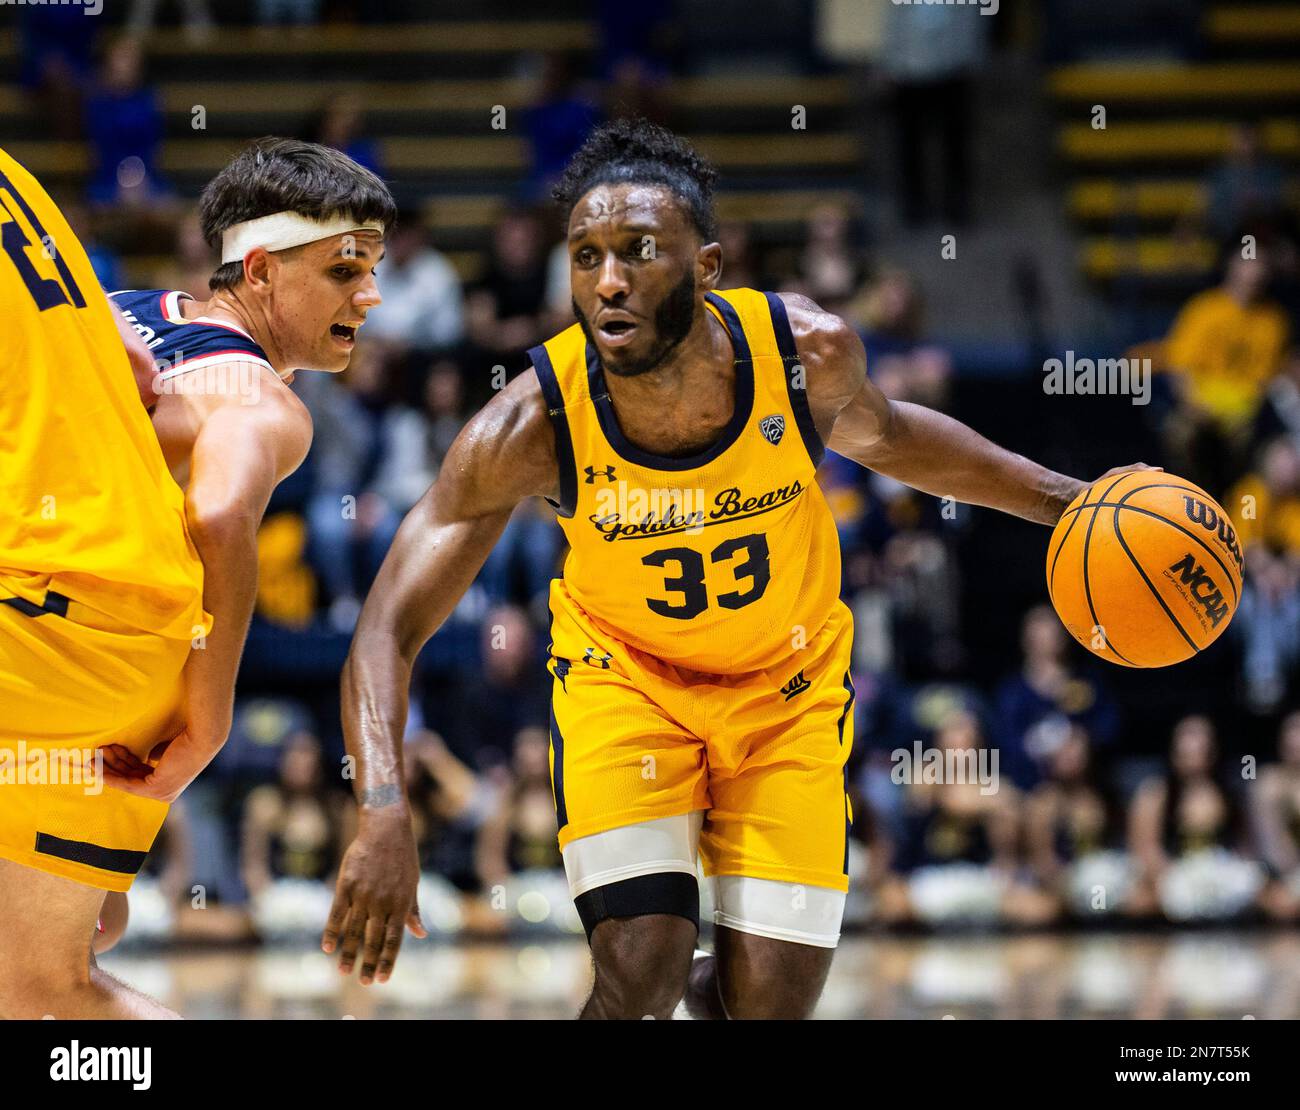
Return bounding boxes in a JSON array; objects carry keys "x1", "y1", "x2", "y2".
[
  {"x1": 0, "y1": 580, "x2": 187, "y2": 892},
  {"x1": 546, "y1": 581, "x2": 856, "y2": 893}
]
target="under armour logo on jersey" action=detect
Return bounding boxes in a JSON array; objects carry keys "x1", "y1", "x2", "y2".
[
  {"x1": 583, "y1": 648, "x2": 613, "y2": 669},
  {"x1": 759, "y1": 414, "x2": 785, "y2": 445},
  {"x1": 780, "y1": 669, "x2": 811, "y2": 700},
  {"x1": 584, "y1": 465, "x2": 617, "y2": 483}
]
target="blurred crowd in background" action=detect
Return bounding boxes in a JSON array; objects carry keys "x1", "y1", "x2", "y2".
[{"x1": 8, "y1": 0, "x2": 1300, "y2": 940}]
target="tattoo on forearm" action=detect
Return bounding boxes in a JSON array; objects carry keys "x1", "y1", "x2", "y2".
[{"x1": 360, "y1": 783, "x2": 402, "y2": 808}]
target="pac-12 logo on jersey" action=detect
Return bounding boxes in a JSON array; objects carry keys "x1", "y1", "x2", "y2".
[{"x1": 759, "y1": 414, "x2": 785, "y2": 445}]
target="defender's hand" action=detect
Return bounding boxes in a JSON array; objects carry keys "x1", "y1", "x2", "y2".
[{"x1": 322, "y1": 813, "x2": 427, "y2": 985}]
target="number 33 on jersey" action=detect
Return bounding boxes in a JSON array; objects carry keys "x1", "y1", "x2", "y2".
[{"x1": 530, "y1": 287, "x2": 843, "y2": 674}]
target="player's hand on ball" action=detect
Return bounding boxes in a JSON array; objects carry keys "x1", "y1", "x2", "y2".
[
  {"x1": 322, "y1": 813, "x2": 427, "y2": 985},
  {"x1": 1092, "y1": 462, "x2": 1163, "y2": 482}
]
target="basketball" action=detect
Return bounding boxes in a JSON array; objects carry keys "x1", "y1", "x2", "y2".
[{"x1": 1047, "y1": 471, "x2": 1244, "y2": 668}]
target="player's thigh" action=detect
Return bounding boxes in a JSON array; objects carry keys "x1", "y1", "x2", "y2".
[{"x1": 549, "y1": 644, "x2": 710, "y2": 853}]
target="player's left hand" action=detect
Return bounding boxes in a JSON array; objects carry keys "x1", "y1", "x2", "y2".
[{"x1": 1093, "y1": 462, "x2": 1163, "y2": 483}]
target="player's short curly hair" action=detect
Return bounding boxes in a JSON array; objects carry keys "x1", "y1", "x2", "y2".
[
  {"x1": 552, "y1": 118, "x2": 719, "y2": 242},
  {"x1": 200, "y1": 136, "x2": 397, "y2": 292}
]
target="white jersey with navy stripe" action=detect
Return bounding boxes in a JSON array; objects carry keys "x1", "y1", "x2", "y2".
[{"x1": 110, "y1": 289, "x2": 279, "y2": 381}]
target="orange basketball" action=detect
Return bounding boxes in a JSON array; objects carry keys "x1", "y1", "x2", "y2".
[{"x1": 1046, "y1": 471, "x2": 1244, "y2": 668}]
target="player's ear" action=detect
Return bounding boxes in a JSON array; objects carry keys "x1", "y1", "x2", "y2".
[
  {"x1": 697, "y1": 239, "x2": 722, "y2": 290},
  {"x1": 243, "y1": 247, "x2": 273, "y2": 291}
]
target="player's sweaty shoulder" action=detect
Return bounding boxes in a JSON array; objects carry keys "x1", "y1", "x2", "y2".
[
  {"x1": 182, "y1": 362, "x2": 314, "y2": 479},
  {"x1": 441, "y1": 367, "x2": 559, "y2": 517},
  {"x1": 776, "y1": 291, "x2": 867, "y2": 434}
]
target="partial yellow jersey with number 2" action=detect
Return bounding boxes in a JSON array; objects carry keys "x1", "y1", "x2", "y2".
[{"x1": 0, "y1": 147, "x2": 207, "y2": 640}]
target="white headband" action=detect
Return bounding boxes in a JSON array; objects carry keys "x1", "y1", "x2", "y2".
[{"x1": 220, "y1": 211, "x2": 385, "y2": 264}]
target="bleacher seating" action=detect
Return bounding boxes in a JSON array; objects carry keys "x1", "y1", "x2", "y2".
[
  {"x1": 1048, "y1": 2, "x2": 1300, "y2": 293},
  {"x1": 0, "y1": 11, "x2": 864, "y2": 287}
]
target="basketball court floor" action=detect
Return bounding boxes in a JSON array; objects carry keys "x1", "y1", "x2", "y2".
[{"x1": 100, "y1": 930, "x2": 1299, "y2": 1019}]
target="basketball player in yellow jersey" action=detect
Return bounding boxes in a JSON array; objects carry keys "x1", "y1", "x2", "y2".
[
  {"x1": 0, "y1": 139, "x2": 392, "y2": 1019},
  {"x1": 0, "y1": 146, "x2": 208, "y2": 1019},
  {"x1": 326, "y1": 120, "x2": 1150, "y2": 1016}
]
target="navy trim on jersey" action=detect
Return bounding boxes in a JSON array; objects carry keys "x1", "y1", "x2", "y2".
[
  {"x1": 528, "y1": 344, "x2": 578, "y2": 518},
  {"x1": 584, "y1": 291, "x2": 754, "y2": 473},
  {"x1": 838, "y1": 670, "x2": 855, "y2": 875},
  {"x1": 35, "y1": 831, "x2": 146, "y2": 876},
  {"x1": 548, "y1": 701, "x2": 569, "y2": 830},
  {"x1": 0, "y1": 590, "x2": 69, "y2": 619},
  {"x1": 764, "y1": 291, "x2": 826, "y2": 469},
  {"x1": 110, "y1": 289, "x2": 272, "y2": 377}
]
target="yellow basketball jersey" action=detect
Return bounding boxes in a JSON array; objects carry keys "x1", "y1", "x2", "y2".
[
  {"x1": 530, "y1": 287, "x2": 842, "y2": 674},
  {"x1": 0, "y1": 147, "x2": 208, "y2": 640}
]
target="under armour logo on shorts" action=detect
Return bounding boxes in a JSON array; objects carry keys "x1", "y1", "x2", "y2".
[{"x1": 583, "y1": 648, "x2": 613, "y2": 669}]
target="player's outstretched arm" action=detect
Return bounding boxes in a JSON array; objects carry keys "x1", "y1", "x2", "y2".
[
  {"x1": 103, "y1": 371, "x2": 313, "y2": 802},
  {"x1": 789, "y1": 294, "x2": 1152, "y2": 525},
  {"x1": 323, "y1": 369, "x2": 558, "y2": 984}
]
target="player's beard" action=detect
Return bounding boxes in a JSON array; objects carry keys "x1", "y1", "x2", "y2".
[{"x1": 574, "y1": 268, "x2": 698, "y2": 378}]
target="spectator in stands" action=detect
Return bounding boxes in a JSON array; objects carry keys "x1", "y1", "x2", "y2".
[
  {"x1": 299, "y1": 339, "x2": 405, "y2": 629},
  {"x1": 18, "y1": 1, "x2": 98, "y2": 140},
  {"x1": 793, "y1": 202, "x2": 867, "y2": 315},
  {"x1": 363, "y1": 214, "x2": 465, "y2": 352},
  {"x1": 849, "y1": 268, "x2": 952, "y2": 409},
  {"x1": 466, "y1": 207, "x2": 553, "y2": 385},
  {"x1": 1233, "y1": 547, "x2": 1300, "y2": 717},
  {"x1": 1229, "y1": 437, "x2": 1300, "y2": 557},
  {"x1": 1158, "y1": 245, "x2": 1291, "y2": 492},
  {"x1": 84, "y1": 37, "x2": 169, "y2": 208},
  {"x1": 524, "y1": 53, "x2": 603, "y2": 204},
  {"x1": 421, "y1": 359, "x2": 470, "y2": 474},
  {"x1": 307, "y1": 91, "x2": 382, "y2": 178},
  {"x1": 152, "y1": 209, "x2": 217, "y2": 301},
  {"x1": 1251, "y1": 712, "x2": 1300, "y2": 922},
  {"x1": 876, "y1": 707, "x2": 1051, "y2": 925},
  {"x1": 241, "y1": 730, "x2": 345, "y2": 897},
  {"x1": 994, "y1": 605, "x2": 1120, "y2": 791},
  {"x1": 476, "y1": 725, "x2": 565, "y2": 888},
  {"x1": 1128, "y1": 715, "x2": 1263, "y2": 921},
  {"x1": 405, "y1": 729, "x2": 503, "y2": 932},
  {"x1": 62, "y1": 200, "x2": 123, "y2": 292},
  {"x1": 1204, "y1": 123, "x2": 1289, "y2": 245},
  {"x1": 241, "y1": 730, "x2": 348, "y2": 937},
  {"x1": 1024, "y1": 724, "x2": 1130, "y2": 920},
  {"x1": 879, "y1": 0, "x2": 988, "y2": 227},
  {"x1": 426, "y1": 605, "x2": 549, "y2": 772},
  {"x1": 1253, "y1": 349, "x2": 1300, "y2": 450},
  {"x1": 1227, "y1": 439, "x2": 1300, "y2": 715},
  {"x1": 715, "y1": 221, "x2": 764, "y2": 292}
]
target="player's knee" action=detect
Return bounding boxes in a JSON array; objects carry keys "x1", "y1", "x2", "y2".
[{"x1": 588, "y1": 914, "x2": 697, "y2": 1018}]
